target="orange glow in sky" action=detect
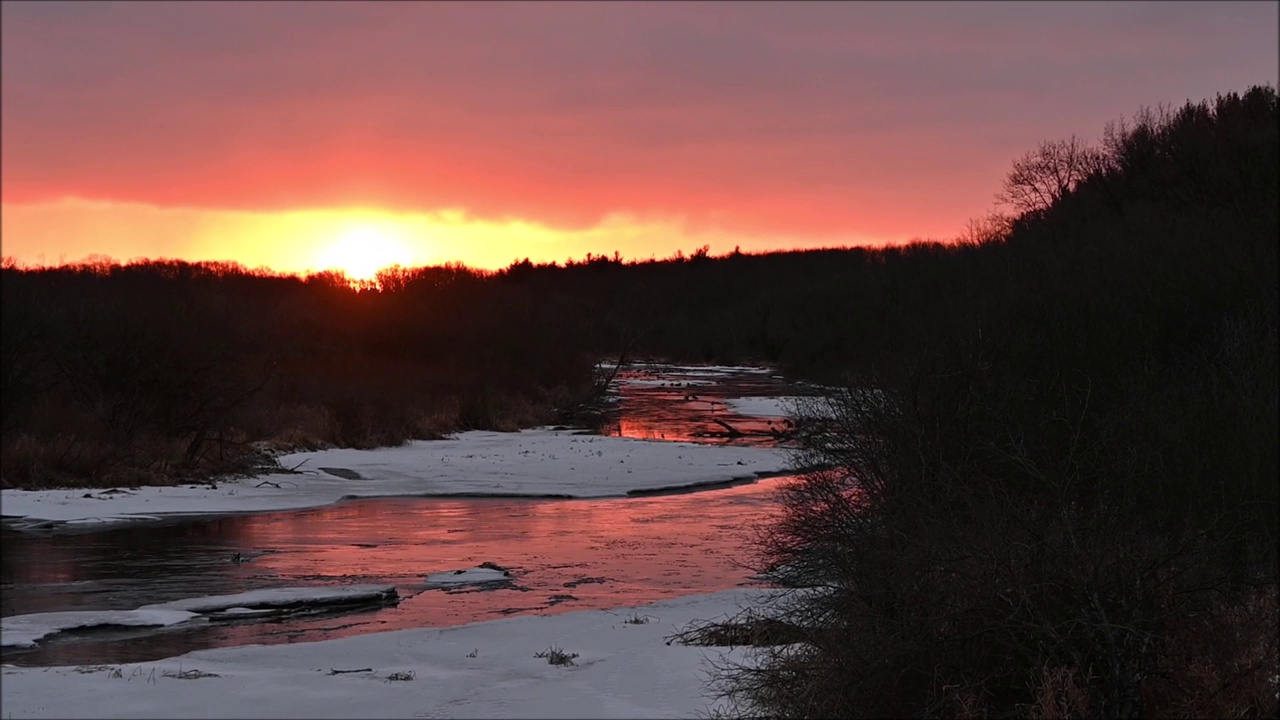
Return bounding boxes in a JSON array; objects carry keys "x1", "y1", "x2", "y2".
[
  {"x1": 1, "y1": 198, "x2": 888, "y2": 275},
  {"x1": 315, "y1": 221, "x2": 414, "y2": 281},
  {"x1": 2, "y1": 3, "x2": 1275, "y2": 273}
]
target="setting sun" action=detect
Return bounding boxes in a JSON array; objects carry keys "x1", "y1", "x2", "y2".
[{"x1": 316, "y1": 222, "x2": 413, "y2": 281}]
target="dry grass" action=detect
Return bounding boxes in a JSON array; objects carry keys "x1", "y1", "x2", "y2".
[
  {"x1": 666, "y1": 611, "x2": 809, "y2": 649},
  {"x1": 1, "y1": 388, "x2": 568, "y2": 490},
  {"x1": 0, "y1": 432, "x2": 177, "y2": 489},
  {"x1": 409, "y1": 401, "x2": 462, "y2": 440},
  {"x1": 249, "y1": 403, "x2": 338, "y2": 452},
  {"x1": 1, "y1": 433, "x2": 100, "y2": 488},
  {"x1": 1028, "y1": 666, "x2": 1095, "y2": 719},
  {"x1": 1014, "y1": 586, "x2": 1280, "y2": 719},
  {"x1": 162, "y1": 667, "x2": 220, "y2": 680},
  {"x1": 534, "y1": 645, "x2": 579, "y2": 667},
  {"x1": 1142, "y1": 586, "x2": 1279, "y2": 718},
  {"x1": 73, "y1": 665, "x2": 124, "y2": 678}
]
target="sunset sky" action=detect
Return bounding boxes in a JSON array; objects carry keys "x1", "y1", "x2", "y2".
[{"x1": 2, "y1": 1, "x2": 1276, "y2": 278}]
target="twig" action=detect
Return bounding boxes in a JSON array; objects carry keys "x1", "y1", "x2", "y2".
[
  {"x1": 713, "y1": 418, "x2": 744, "y2": 437},
  {"x1": 327, "y1": 667, "x2": 373, "y2": 675}
]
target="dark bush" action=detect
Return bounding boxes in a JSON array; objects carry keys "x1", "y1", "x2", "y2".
[{"x1": 707, "y1": 86, "x2": 1278, "y2": 718}]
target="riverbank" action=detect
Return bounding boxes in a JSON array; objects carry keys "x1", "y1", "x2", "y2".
[
  {"x1": 1, "y1": 428, "x2": 788, "y2": 532},
  {"x1": 0, "y1": 588, "x2": 765, "y2": 719}
]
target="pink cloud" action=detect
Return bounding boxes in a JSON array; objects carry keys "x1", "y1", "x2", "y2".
[{"x1": 3, "y1": 1, "x2": 1276, "y2": 243}]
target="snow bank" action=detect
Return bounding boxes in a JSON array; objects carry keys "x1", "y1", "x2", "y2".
[
  {"x1": 0, "y1": 589, "x2": 765, "y2": 719},
  {"x1": 1, "y1": 428, "x2": 785, "y2": 529},
  {"x1": 1, "y1": 609, "x2": 199, "y2": 649}
]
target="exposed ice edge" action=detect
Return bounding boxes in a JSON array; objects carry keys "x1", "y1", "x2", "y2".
[
  {"x1": 425, "y1": 565, "x2": 512, "y2": 586},
  {"x1": 347, "y1": 469, "x2": 786, "y2": 501},
  {"x1": 1, "y1": 585, "x2": 400, "y2": 649},
  {"x1": 1, "y1": 568, "x2": 534, "y2": 649},
  {"x1": 142, "y1": 584, "x2": 399, "y2": 614},
  {"x1": 1, "y1": 472, "x2": 785, "y2": 535},
  {"x1": 0, "y1": 588, "x2": 777, "y2": 720},
  {"x1": 1, "y1": 428, "x2": 790, "y2": 531},
  {"x1": 618, "y1": 362, "x2": 776, "y2": 375},
  {"x1": 1, "y1": 609, "x2": 202, "y2": 649},
  {"x1": 617, "y1": 377, "x2": 717, "y2": 386}
]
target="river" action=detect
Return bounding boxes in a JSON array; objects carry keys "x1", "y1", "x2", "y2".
[{"x1": 1, "y1": 364, "x2": 808, "y2": 666}]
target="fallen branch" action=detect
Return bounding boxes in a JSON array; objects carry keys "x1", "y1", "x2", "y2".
[
  {"x1": 713, "y1": 418, "x2": 744, "y2": 437},
  {"x1": 272, "y1": 458, "x2": 311, "y2": 474},
  {"x1": 327, "y1": 667, "x2": 373, "y2": 675}
]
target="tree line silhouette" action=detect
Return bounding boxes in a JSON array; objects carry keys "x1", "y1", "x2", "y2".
[{"x1": 701, "y1": 85, "x2": 1277, "y2": 718}]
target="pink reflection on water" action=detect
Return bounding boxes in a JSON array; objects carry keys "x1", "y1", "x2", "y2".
[
  {"x1": 599, "y1": 368, "x2": 793, "y2": 446},
  {"x1": 4, "y1": 478, "x2": 796, "y2": 666}
]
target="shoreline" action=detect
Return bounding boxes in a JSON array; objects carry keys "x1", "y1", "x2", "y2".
[
  {"x1": 0, "y1": 587, "x2": 775, "y2": 718},
  {"x1": 2, "y1": 427, "x2": 791, "y2": 534}
]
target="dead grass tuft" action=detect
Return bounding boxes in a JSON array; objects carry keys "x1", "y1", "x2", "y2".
[
  {"x1": 162, "y1": 667, "x2": 220, "y2": 680},
  {"x1": 534, "y1": 645, "x2": 579, "y2": 667},
  {"x1": 666, "y1": 612, "x2": 808, "y2": 648},
  {"x1": 1028, "y1": 665, "x2": 1095, "y2": 719},
  {"x1": 1142, "y1": 585, "x2": 1279, "y2": 718},
  {"x1": 252, "y1": 403, "x2": 338, "y2": 451}
]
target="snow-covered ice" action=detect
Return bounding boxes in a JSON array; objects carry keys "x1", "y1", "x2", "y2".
[
  {"x1": 631, "y1": 363, "x2": 774, "y2": 376},
  {"x1": 425, "y1": 568, "x2": 512, "y2": 586},
  {"x1": 3, "y1": 586, "x2": 400, "y2": 648},
  {"x1": 206, "y1": 607, "x2": 277, "y2": 618},
  {"x1": 616, "y1": 377, "x2": 716, "y2": 387},
  {"x1": 142, "y1": 585, "x2": 399, "y2": 615},
  {"x1": 722, "y1": 396, "x2": 804, "y2": 418},
  {"x1": 1, "y1": 428, "x2": 785, "y2": 529},
  {"x1": 0, "y1": 589, "x2": 764, "y2": 719},
  {"x1": 1, "y1": 609, "x2": 201, "y2": 649}
]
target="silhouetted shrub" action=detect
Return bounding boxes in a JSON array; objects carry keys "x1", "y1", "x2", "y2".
[{"x1": 707, "y1": 85, "x2": 1278, "y2": 718}]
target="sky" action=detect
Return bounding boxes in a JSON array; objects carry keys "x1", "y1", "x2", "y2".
[{"x1": 2, "y1": 1, "x2": 1276, "y2": 278}]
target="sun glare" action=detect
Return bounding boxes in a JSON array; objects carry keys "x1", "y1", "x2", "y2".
[{"x1": 316, "y1": 221, "x2": 413, "y2": 281}]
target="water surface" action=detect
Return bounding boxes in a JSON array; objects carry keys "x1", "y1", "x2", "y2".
[
  {"x1": 2, "y1": 364, "x2": 802, "y2": 667},
  {"x1": 2, "y1": 479, "x2": 793, "y2": 666}
]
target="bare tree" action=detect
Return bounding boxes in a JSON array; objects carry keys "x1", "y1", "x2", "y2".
[
  {"x1": 997, "y1": 135, "x2": 1106, "y2": 215},
  {"x1": 957, "y1": 211, "x2": 1014, "y2": 246}
]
